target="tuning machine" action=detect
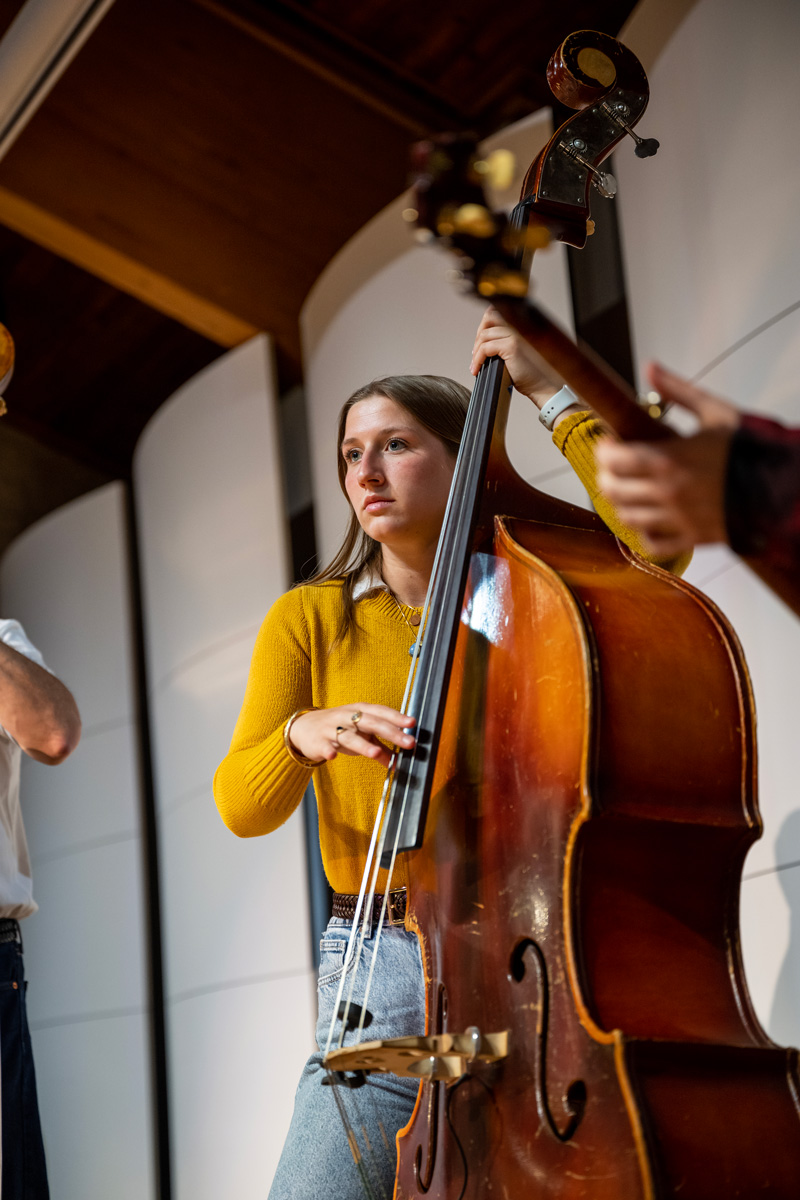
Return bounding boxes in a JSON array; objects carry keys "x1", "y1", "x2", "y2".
[
  {"x1": 601, "y1": 100, "x2": 659, "y2": 158},
  {"x1": 559, "y1": 138, "x2": 617, "y2": 199}
]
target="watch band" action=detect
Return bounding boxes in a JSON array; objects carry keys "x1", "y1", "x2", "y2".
[{"x1": 538, "y1": 385, "x2": 580, "y2": 431}]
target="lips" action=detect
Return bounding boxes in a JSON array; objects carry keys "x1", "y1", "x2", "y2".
[{"x1": 363, "y1": 495, "x2": 394, "y2": 512}]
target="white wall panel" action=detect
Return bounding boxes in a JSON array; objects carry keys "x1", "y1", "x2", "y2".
[
  {"x1": 740, "y1": 864, "x2": 800, "y2": 1047},
  {"x1": 134, "y1": 334, "x2": 315, "y2": 1198},
  {"x1": 0, "y1": 481, "x2": 154, "y2": 1198},
  {"x1": 24, "y1": 838, "x2": 147, "y2": 1022},
  {"x1": 134, "y1": 337, "x2": 289, "y2": 680},
  {"x1": 169, "y1": 976, "x2": 315, "y2": 1199},
  {"x1": 159, "y1": 794, "x2": 309, "y2": 1000},
  {"x1": 19, "y1": 721, "x2": 140, "y2": 859},
  {"x1": 617, "y1": 0, "x2": 800, "y2": 1043},
  {"x1": 32, "y1": 1014, "x2": 154, "y2": 1200},
  {"x1": 1, "y1": 482, "x2": 135, "y2": 729},
  {"x1": 301, "y1": 109, "x2": 582, "y2": 567},
  {"x1": 147, "y1": 633, "x2": 257, "y2": 813}
]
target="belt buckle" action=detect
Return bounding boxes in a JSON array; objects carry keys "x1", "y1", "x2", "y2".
[{"x1": 387, "y1": 888, "x2": 407, "y2": 926}]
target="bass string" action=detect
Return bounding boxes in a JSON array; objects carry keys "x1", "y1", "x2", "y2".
[
  {"x1": 325, "y1": 1051, "x2": 391, "y2": 1200},
  {"x1": 325, "y1": 578, "x2": 434, "y2": 1054},
  {"x1": 328, "y1": 360, "x2": 495, "y2": 1057},
  {"x1": 380, "y1": 359, "x2": 500, "y2": 832},
  {"x1": 335, "y1": 362, "x2": 493, "y2": 1039},
  {"x1": 322, "y1": 361, "x2": 497, "y2": 1186}
]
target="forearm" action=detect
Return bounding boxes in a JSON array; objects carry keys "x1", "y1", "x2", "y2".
[
  {"x1": 214, "y1": 592, "x2": 316, "y2": 837},
  {"x1": 0, "y1": 643, "x2": 81, "y2": 763},
  {"x1": 213, "y1": 722, "x2": 312, "y2": 838}
]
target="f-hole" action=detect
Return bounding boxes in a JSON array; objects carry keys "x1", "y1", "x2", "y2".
[
  {"x1": 509, "y1": 937, "x2": 587, "y2": 1142},
  {"x1": 414, "y1": 982, "x2": 446, "y2": 1192}
]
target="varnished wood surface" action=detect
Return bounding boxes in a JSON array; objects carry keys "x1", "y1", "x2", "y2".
[{"x1": 397, "y1": 514, "x2": 800, "y2": 1197}]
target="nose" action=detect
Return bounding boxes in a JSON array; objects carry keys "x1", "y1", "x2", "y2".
[{"x1": 356, "y1": 448, "x2": 383, "y2": 485}]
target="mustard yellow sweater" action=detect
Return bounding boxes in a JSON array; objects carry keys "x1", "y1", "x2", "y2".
[{"x1": 213, "y1": 413, "x2": 690, "y2": 894}]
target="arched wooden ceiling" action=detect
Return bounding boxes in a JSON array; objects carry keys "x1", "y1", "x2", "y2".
[{"x1": 0, "y1": 0, "x2": 637, "y2": 549}]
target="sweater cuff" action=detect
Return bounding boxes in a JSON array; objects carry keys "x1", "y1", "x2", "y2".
[
  {"x1": 552, "y1": 409, "x2": 597, "y2": 457},
  {"x1": 244, "y1": 724, "x2": 315, "y2": 809},
  {"x1": 215, "y1": 724, "x2": 313, "y2": 837},
  {"x1": 552, "y1": 410, "x2": 692, "y2": 577}
]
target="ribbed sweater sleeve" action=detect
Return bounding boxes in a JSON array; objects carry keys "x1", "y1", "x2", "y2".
[
  {"x1": 213, "y1": 589, "x2": 315, "y2": 838},
  {"x1": 553, "y1": 411, "x2": 692, "y2": 577}
]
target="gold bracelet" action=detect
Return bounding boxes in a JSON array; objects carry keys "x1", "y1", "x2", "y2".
[{"x1": 283, "y1": 708, "x2": 324, "y2": 769}]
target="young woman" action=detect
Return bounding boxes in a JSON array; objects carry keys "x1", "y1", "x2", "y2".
[{"x1": 213, "y1": 311, "x2": 686, "y2": 1199}]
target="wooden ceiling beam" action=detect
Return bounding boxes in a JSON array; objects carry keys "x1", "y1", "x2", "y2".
[
  {"x1": 0, "y1": 184, "x2": 259, "y2": 346},
  {"x1": 191, "y1": 0, "x2": 466, "y2": 136}
]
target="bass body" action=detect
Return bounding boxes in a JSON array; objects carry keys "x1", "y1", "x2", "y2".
[{"x1": 397, "y1": 402, "x2": 800, "y2": 1199}]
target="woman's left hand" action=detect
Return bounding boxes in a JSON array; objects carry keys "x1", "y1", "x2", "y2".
[{"x1": 470, "y1": 306, "x2": 561, "y2": 409}]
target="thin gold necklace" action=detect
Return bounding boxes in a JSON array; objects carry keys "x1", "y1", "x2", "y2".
[{"x1": 386, "y1": 589, "x2": 424, "y2": 658}]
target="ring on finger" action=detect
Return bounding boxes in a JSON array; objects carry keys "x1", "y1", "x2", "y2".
[{"x1": 351, "y1": 711, "x2": 363, "y2": 725}]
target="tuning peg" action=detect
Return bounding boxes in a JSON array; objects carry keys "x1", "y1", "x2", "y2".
[
  {"x1": 559, "y1": 137, "x2": 617, "y2": 200},
  {"x1": 472, "y1": 148, "x2": 516, "y2": 191},
  {"x1": 591, "y1": 170, "x2": 617, "y2": 199},
  {"x1": 601, "y1": 100, "x2": 659, "y2": 158},
  {"x1": 634, "y1": 137, "x2": 660, "y2": 159}
]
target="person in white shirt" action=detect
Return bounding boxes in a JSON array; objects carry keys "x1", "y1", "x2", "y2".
[{"x1": 0, "y1": 618, "x2": 81, "y2": 1199}]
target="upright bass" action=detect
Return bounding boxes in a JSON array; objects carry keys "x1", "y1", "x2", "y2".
[{"x1": 326, "y1": 30, "x2": 800, "y2": 1198}]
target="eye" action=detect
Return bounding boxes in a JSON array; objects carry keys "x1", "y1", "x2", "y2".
[
  {"x1": 343, "y1": 448, "x2": 361, "y2": 464},
  {"x1": 386, "y1": 438, "x2": 407, "y2": 452}
]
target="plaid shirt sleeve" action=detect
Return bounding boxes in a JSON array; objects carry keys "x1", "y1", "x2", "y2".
[{"x1": 725, "y1": 414, "x2": 800, "y2": 581}]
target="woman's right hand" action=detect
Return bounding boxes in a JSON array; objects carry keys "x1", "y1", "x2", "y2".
[{"x1": 289, "y1": 704, "x2": 416, "y2": 769}]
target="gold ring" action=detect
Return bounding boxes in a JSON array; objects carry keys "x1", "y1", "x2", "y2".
[{"x1": 351, "y1": 711, "x2": 363, "y2": 725}]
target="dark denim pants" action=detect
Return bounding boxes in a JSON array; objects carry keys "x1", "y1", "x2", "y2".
[{"x1": 0, "y1": 938, "x2": 49, "y2": 1199}]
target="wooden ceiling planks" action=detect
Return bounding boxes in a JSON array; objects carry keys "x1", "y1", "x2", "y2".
[
  {"x1": 0, "y1": 0, "x2": 418, "y2": 369},
  {"x1": 0, "y1": 223, "x2": 222, "y2": 475},
  {"x1": 0, "y1": 0, "x2": 638, "y2": 556},
  {"x1": 235, "y1": 0, "x2": 638, "y2": 126}
]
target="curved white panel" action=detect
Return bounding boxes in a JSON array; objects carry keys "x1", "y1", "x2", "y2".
[
  {"x1": 32, "y1": 1014, "x2": 155, "y2": 1200},
  {"x1": 134, "y1": 334, "x2": 314, "y2": 1197},
  {"x1": 301, "y1": 109, "x2": 581, "y2": 567},
  {"x1": 169, "y1": 975, "x2": 315, "y2": 1200},
  {"x1": 0, "y1": 481, "x2": 153, "y2": 1196},
  {"x1": 159, "y1": 793, "x2": 310, "y2": 1000},
  {"x1": 147, "y1": 631, "x2": 258, "y2": 811},
  {"x1": 134, "y1": 335, "x2": 288, "y2": 682},
  {"x1": 1, "y1": 482, "x2": 135, "y2": 730},
  {"x1": 615, "y1": 0, "x2": 800, "y2": 1043}
]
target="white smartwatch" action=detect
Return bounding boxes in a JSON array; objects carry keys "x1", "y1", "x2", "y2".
[{"x1": 538, "y1": 385, "x2": 580, "y2": 431}]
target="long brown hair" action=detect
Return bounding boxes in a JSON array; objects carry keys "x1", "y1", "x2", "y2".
[{"x1": 306, "y1": 374, "x2": 470, "y2": 642}]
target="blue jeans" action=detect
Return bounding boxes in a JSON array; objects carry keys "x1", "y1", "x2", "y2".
[
  {"x1": 269, "y1": 917, "x2": 425, "y2": 1199},
  {"x1": 0, "y1": 938, "x2": 49, "y2": 1199}
]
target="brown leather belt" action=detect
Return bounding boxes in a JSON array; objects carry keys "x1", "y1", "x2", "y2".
[{"x1": 332, "y1": 888, "x2": 407, "y2": 926}]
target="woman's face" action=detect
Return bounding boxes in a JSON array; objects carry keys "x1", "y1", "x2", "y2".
[{"x1": 342, "y1": 395, "x2": 455, "y2": 552}]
